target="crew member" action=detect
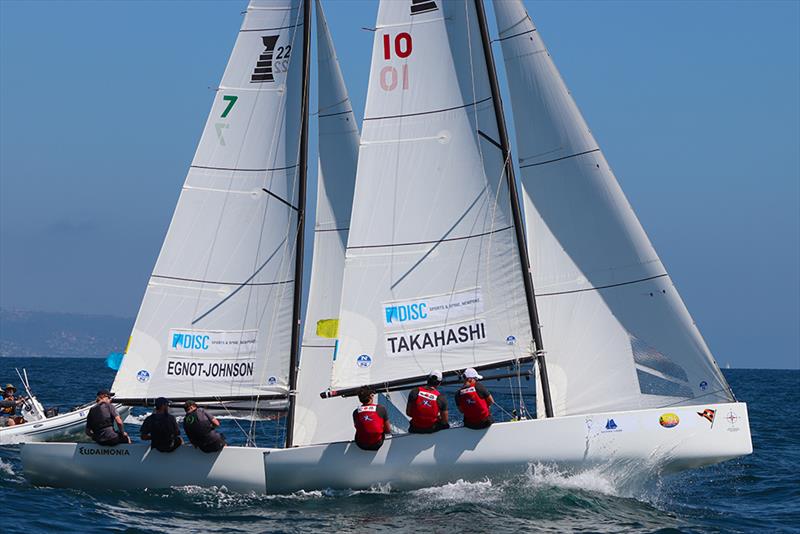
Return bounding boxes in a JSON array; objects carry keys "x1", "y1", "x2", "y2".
[
  {"x1": 85, "y1": 389, "x2": 131, "y2": 445},
  {"x1": 1, "y1": 384, "x2": 24, "y2": 427},
  {"x1": 406, "y1": 370, "x2": 449, "y2": 433},
  {"x1": 455, "y1": 368, "x2": 494, "y2": 429},
  {"x1": 140, "y1": 397, "x2": 183, "y2": 452},
  {"x1": 183, "y1": 400, "x2": 226, "y2": 453},
  {"x1": 352, "y1": 387, "x2": 391, "y2": 451}
]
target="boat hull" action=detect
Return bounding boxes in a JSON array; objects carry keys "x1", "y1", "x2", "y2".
[
  {"x1": 1, "y1": 404, "x2": 130, "y2": 446},
  {"x1": 22, "y1": 402, "x2": 751, "y2": 493}
]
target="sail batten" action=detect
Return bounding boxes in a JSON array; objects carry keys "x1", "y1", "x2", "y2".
[{"x1": 492, "y1": 0, "x2": 733, "y2": 417}]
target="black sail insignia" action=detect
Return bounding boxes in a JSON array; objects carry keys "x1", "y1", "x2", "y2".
[
  {"x1": 251, "y1": 35, "x2": 279, "y2": 82},
  {"x1": 410, "y1": 0, "x2": 437, "y2": 16}
]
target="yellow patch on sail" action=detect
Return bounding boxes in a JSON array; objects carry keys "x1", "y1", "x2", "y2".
[
  {"x1": 124, "y1": 336, "x2": 132, "y2": 354},
  {"x1": 316, "y1": 319, "x2": 339, "y2": 339}
]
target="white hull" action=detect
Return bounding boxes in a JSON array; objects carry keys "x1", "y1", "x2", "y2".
[
  {"x1": 2, "y1": 404, "x2": 131, "y2": 446},
  {"x1": 22, "y1": 402, "x2": 751, "y2": 493}
]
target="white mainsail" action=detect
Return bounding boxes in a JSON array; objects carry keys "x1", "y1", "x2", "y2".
[
  {"x1": 292, "y1": 0, "x2": 360, "y2": 446},
  {"x1": 113, "y1": 0, "x2": 307, "y2": 403},
  {"x1": 493, "y1": 0, "x2": 733, "y2": 417},
  {"x1": 329, "y1": 0, "x2": 533, "y2": 392}
]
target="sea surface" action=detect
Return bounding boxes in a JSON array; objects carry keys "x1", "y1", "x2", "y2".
[{"x1": 0, "y1": 357, "x2": 797, "y2": 533}]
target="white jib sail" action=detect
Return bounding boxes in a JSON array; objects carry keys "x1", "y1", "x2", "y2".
[
  {"x1": 493, "y1": 0, "x2": 733, "y2": 417},
  {"x1": 113, "y1": 0, "x2": 306, "y2": 402},
  {"x1": 292, "y1": 0, "x2": 361, "y2": 446},
  {"x1": 329, "y1": 0, "x2": 533, "y2": 391}
]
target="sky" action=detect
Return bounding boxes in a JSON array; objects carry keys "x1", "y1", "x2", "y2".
[{"x1": 0, "y1": 0, "x2": 798, "y2": 370}]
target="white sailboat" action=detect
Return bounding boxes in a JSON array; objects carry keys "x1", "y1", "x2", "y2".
[{"x1": 22, "y1": 0, "x2": 751, "y2": 493}]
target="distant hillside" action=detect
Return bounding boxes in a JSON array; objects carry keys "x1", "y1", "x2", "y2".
[{"x1": 0, "y1": 309, "x2": 132, "y2": 357}]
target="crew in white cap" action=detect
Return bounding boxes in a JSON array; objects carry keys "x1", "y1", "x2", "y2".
[
  {"x1": 455, "y1": 368, "x2": 494, "y2": 429},
  {"x1": 406, "y1": 369, "x2": 449, "y2": 433}
]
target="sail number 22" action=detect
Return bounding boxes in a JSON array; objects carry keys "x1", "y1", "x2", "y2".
[{"x1": 380, "y1": 32, "x2": 412, "y2": 91}]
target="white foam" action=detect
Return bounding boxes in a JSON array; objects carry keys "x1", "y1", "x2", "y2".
[
  {"x1": 412, "y1": 478, "x2": 502, "y2": 503},
  {"x1": 0, "y1": 458, "x2": 15, "y2": 477}
]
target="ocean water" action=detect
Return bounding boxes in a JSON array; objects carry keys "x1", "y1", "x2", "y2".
[{"x1": 0, "y1": 357, "x2": 797, "y2": 533}]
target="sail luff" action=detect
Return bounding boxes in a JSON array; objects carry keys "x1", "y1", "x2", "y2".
[
  {"x1": 472, "y1": 0, "x2": 553, "y2": 418},
  {"x1": 284, "y1": 0, "x2": 312, "y2": 448}
]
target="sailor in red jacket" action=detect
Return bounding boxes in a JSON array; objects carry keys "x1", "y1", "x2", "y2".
[
  {"x1": 406, "y1": 370, "x2": 450, "y2": 433},
  {"x1": 353, "y1": 387, "x2": 391, "y2": 451},
  {"x1": 455, "y1": 368, "x2": 495, "y2": 429}
]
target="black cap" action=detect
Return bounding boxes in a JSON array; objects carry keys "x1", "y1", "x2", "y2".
[
  {"x1": 155, "y1": 397, "x2": 169, "y2": 409},
  {"x1": 97, "y1": 389, "x2": 113, "y2": 398}
]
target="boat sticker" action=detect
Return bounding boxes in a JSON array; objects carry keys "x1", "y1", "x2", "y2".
[
  {"x1": 602, "y1": 418, "x2": 621, "y2": 433},
  {"x1": 659, "y1": 413, "x2": 680, "y2": 428},
  {"x1": 165, "y1": 359, "x2": 255, "y2": 380},
  {"x1": 356, "y1": 354, "x2": 373, "y2": 368},
  {"x1": 697, "y1": 408, "x2": 716, "y2": 426},
  {"x1": 506, "y1": 335, "x2": 517, "y2": 345},
  {"x1": 699, "y1": 380, "x2": 708, "y2": 391},
  {"x1": 136, "y1": 370, "x2": 150, "y2": 383},
  {"x1": 725, "y1": 410, "x2": 740, "y2": 433},
  {"x1": 382, "y1": 288, "x2": 483, "y2": 330},
  {"x1": 267, "y1": 376, "x2": 278, "y2": 386},
  {"x1": 385, "y1": 320, "x2": 487, "y2": 355},
  {"x1": 78, "y1": 447, "x2": 130, "y2": 456},
  {"x1": 168, "y1": 329, "x2": 257, "y2": 355}
]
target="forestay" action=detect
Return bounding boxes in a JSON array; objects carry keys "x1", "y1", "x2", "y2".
[
  {"x1": 330, "y1": 0, "x2": 533, "y2": 392},
  {"x1": 292, "y1": 0, "x2": 360, "y2": 446},
  {"x1": 493, "y1": 0, "x2": 733, "y2": 417},
  {"x1": 113, "y1": 0, "x2": 306, "y2": 402}
]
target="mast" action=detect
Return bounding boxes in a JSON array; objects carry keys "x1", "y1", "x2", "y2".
[
  {"x1": 285, "y1": 0, "x2": 312, "y2": 447},
  {"x1": 473, "y1": 0, "x2": 553, "y2": 418}
]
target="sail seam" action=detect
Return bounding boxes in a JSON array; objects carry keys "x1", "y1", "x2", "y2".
[
  {"x1": 315, "y1": 227, "x2": 349, "y2": 233},
  {"x1": 364, "y1": 96, "x2": 492, "y2": 121},
  {"x1": 190, "y1": 164, "x2": 299, "y2": 172},
  {"x1": 496, "y1": 28, "x2": 537, "y2": 42},
  {"x1": 151, "y1": 274, "x2": 293, "y2": 287},
  {"x1": 519, "y1": 148, "x2": 600, "y2": 168},
  {"x1": 347, "y1": 225, "x2": 513, "y2": 250},
  {"x1": 538, "y1": 273, "x2": 668, "y2": 297}
]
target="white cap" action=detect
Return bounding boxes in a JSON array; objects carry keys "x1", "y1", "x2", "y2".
[
  {"x1": 429, "y1": 369, "x2": 443, "y2": 381},
  {"x1": 464, "y1": 368, "x2": 483, "y2": 380}
]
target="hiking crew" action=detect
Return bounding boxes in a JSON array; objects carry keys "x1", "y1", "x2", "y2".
[
  {"x1": 85, "y1": 390, "x2": 131, "y2": 445},
  {"x1": 455, "y1": 368, "x2": 495, "y2": 429},
  {"x1": 406, "y1": 370, "x2": 449, "y2": 433},
  {"x1": 353, "y1": 387, "x2": 391, "y2": 451},
  {"x1": 183, "y1": 400, "x2": 226, "y2": 453},
  {"x1": 140, "y1": 397, "x2": 183, "y2": 452}
]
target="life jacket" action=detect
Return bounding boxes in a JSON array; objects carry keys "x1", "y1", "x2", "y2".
[
  {"x1": 86, "y1": 403, "x2": 114, "y2": 432},
  {"x1": 410, "y1": 386, "x2": 440, "y2": 430},
  {"x1": 184, "y1": 408, "x2": 213, "y2": 443},
  {"x1": 1, "y1": 397, "x2": 15, "y2": 415},
  {"x1": 457, "y1": 385, "x2": 490, "y2": 425},
  {"x1": 354, "y1": 404, "x2": 385, "y2": 446}
]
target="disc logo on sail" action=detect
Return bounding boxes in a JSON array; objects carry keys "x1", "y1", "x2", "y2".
[
  {"x1": 168, "y1": 329, "x2": 257, "y2": 355},
  {"x1": 382, "y1": 288, "x2": 483, "y2": 329}
]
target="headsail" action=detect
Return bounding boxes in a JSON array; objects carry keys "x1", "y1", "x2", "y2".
[
  {"x1": 328, "y1": 0, "x2": 533, "y2": 394},
  {"x1": 112, "y1": 0, "x2": 307, "y2": 405},
  {"x1": 292, "y1": 0, "x2": 361, "y2": 446},
  {"x1": 493, "y1": 0, "x2": 734, "y2": 417}
]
